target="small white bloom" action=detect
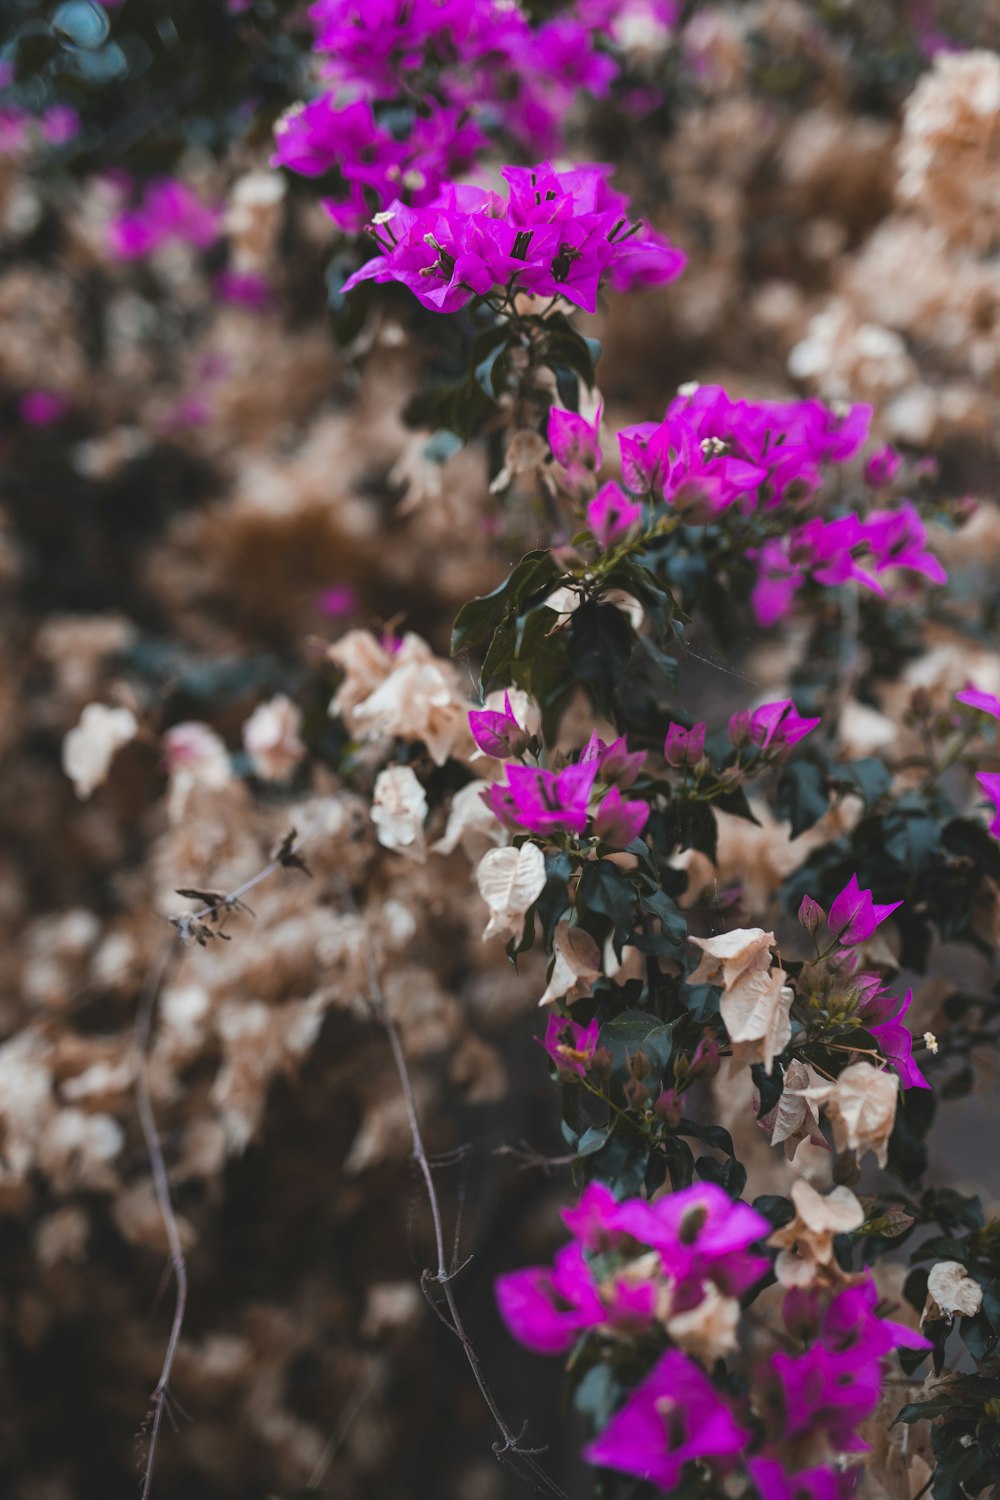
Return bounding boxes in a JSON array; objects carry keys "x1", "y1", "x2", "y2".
[
  {"x1": 242, "y1": 694, "x2": 306, "y2": 781},
  {"x1": 371, "y1": 766, "x2": 428, "y2": 861},
  {"x1": 62, "y1": 703, "x2": 139, "y2": 799}
]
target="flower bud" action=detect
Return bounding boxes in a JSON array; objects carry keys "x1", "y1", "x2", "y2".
[{"x1": 798, "y1": 894, "x2": 825, "y2": 935}]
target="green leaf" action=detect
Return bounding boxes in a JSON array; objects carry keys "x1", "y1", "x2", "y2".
[
  {"x1": 775, "y1": 758, "x2": 829, "y2": 838},
  {"x1": 831, "y1": 756, "x2": 892, "y2": 810},
  {"x1": 577, "y1": 861, "x2": 638, "y2": 958},
  {"x1": 599, "y1": 1010, "x2": 675, "y2": 1091},
  {"x1": 451, "y1": 550, "x2": 560, "y2": 654}
]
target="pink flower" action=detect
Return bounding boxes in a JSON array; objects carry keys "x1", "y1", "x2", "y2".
[
  {"x1": 110, "y1": 178, "x2": 221, "y2": 260},
  {"x1": 977, "y1": 771, "x2": 1000, "y2": 837},
  {"x1": 749, "y1": 1457, "x2": 856, "y2": 1500},
  {"x1": 663, "y1": 720, "x2": 706, "y2": 767},
  {"x1": 956, "y1": 684, "x2": 1000, "y2": 721},
  {"x1": 18, "y1": 390, "x2": 69, "y2": 427},
  {"x1": 729, "y1": 699, "x2": 820, "y2": 752},
  {"x1": 580, "y1": 733, "x2": 647, "y2": 786},
  {"x1": 316, "y1": 584, "x2": 358, "y2": 617},
  {"x1": 864, "y1": 445, "x2": 901, "y2": 488},
  {"x1": 495, "y1": 1242, "x2": 605, "y2": 1354},
  {"x1": 615, "y1": 1182, "x2": 770, "y2": 1299},
  {"x1": 548, "y1": 405, "x2": 602, "y2": 485},
  {"x1": 867, "y1": 990, "x2": 929, "y2": 1090},
  {"x1": 587, "y1": 481, "x2": 644, "y2": 549},
  {"x1": 561, "y1": 1181, "x2": 629, "y2": 1251},
  {"x1": 485, "y1": 759, "x2": 599, "y2": 836},
  {"x1": 618, "y1": 421, "x2": 672, "y2": 493},
  {"x1": 583, "y1": 1349, "x2": 749, "y2": 1489},
  {"x1": 215, "y1": 270, "x2": 271, "y2": 308},
  {"x1": 592, "y1": 785, "x2": 649, "y2": 845},
  {"x1": 827, "y1": 874, "x2": 902, "y2": 945},
  {"x1": 468, "y1": 693, "x2": 531, "y2": 759},
  {"x1": 541, "y1": 1014, "x2": 599, "y2": 1078}
]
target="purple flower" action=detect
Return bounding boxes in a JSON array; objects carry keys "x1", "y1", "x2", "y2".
[
  {"x1": 749, "y1": 1457, "x2": 857, "y2": 1500},
  {"x1": 110, "y1": 178, "x2": 221, "y2": 260},
  {"x1": 469, "y1": 693, "x2": 531, "y2": 759},
  {"x1": 587, "y1": 481, "x2": 644, "y2": 549},
  {"x1": 864, "y1": 445, "x2": 901, "y2": 488},
  {"x1": 495, "y1": 1241, "x2": 605, "y2": 1354},
  {"x1": 772, "y1": 1345, "x2": 882, "y2": 1451},
  {"x1": 616, "y1": 1183, "x2": 770, "y2": 1298},
  {"x1": 977, "y1": 772, "x2": 1000, "y2": 837},
  {"x1": 664, "y1": 720, "x2": 706, "y2": 768},
  {"x1": 956, "y1": 683, "x2": 1000, "y2": 721},
  {"x1": 18, "y1": 390, "x2": 69, "y2": 427},
  {"x1": 583, "y1": 1349, "x2": 748, "y2": 1490},
  {"x1": 593, "y1": 786, "x2": 649, "y2": 846},
  {"x1": 343, "y1": 163, "x2": 684, "y2": 317},
  {"x1": 215, "y1": 270, "x2": 271, "y2": 308},
  {"x1": 580, "y1": 733, "x2": 647, "y2": 787},
  {"x1": 541, "y1": 1015, "x2": 599, "y2": 1078},
  {"x1": 548, "y1": 405, "x2": 602, "y2": 485},
  {"x1": 39, "y1": 104, "x2": 79, "y2": 145},
  {"x1": 485, "y1": 760, "x2": 599, "y2": 836},
  {"x1": 827, "y1": 874, "x2": 902, "y2": 946},
  {"x1": 618, "y1": 421, "x2": 672, "y2": 493},
  {"x1": 864, "y1": 502, "x2": 948, "y2": 588},
  {"x1": 561, "y1": 1182, "x2": 630, "y2": 1251},
  {"x1": 316, "y1": 584, "x2": 358, "y2": 618},
  {"x1": 820, "y1": 1277, "x2": 931, "y2": 1365},
  {"x1": 729, "y1": 699, "x2": 821, "y2": 752},
  {"x1": 868, "y1": 990, "x2": 930, "y2": 1090}
]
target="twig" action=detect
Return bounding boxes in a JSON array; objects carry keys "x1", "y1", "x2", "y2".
[
  {"x1": 342, "y1": 877, "x2": 570, "y2": 1500},
  {"x1": 132, "y1": 941, "x2": 186, "y2": 1500},
  {"x1": 134, "y1": 818, "x2": 319, "y2": 1498}
]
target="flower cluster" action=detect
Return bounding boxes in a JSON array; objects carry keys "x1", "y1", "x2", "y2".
[
  {"x1": 617, "y1": 384, "x2": 872, "y2": 514},
  {"x1": 751, "y1": 501, "x2": 948, "y2": 627},
  {"x1": 273, "y1": 0, "x2": 670, "y2": 231},
  {"x1": 341, "y1": 163, "x2": 685, "y2": 315},
  {"x1": 751, "y1": 1279, "x2": 930, "y2": 1492},
  {"x1": 109, "y1": 178, "x2": 222, "y2": 260},
  {"x1": 496, "y1": 1180, "x2": 769, "y2": 1361},
  {"x1": 480, "y1": 731, "x2": 648, "y2": 845}
]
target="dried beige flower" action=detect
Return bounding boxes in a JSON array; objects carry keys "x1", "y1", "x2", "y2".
[
  {"x1": 350, "y1": 634, "x2": 468, "y2": 766},
  {"x1": 688, "y1": 927, "x2": 775, "y2": 991},
  {"x1": 432, "y1": 779, "x2": 509, "y2": 861},
  {"x1": 242, "y1": 694, "x2": 306, "y2": 781},
  {"x1": 791, "y1": 1061, "x2": 899, "y2": 1168},
  {"x1": 666, "y1": 1283, "x2": 741, "y2": 1363},
  {"x1": 770, "y1": 1178, "x2": 865, "y2": 1288},
  {"x1": 923, "y1": 1261, "x2": 984, "y2": 1324},
  {"x1": 162, "y1": 720, "x2": 232, "y2": 822},
  {"x1": 62, "y1": 703, "x2": 139, "y2": 799},
  {"x1": 764, "y1": 1058, "x2": 825, "y2": 1158},
  {"x1": 688, "y1": 929, "x2": 789, "y2": 1071},
  {"x1": 538, "y1": 920, "x2": 603, "y2": 1008},
  {"x1": 370, "y1": 766, "x2": 428, "y2": 861},
  {"x1": 722, "y1": 967, "x2": 793, "y2": 1074},
  {"x1": 475, "y1": 842, "x2": 546, "y2": 945}
]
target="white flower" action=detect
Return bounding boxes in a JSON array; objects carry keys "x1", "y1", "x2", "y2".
[
  {"x1": 62, "y1": 703, "x2": 139, "y2": 799},
  {"x1": 242, "y1": 694, "x2": 306, "y2": 781},
  {"x1": 475, "y1": 842, "x2": 546, "y2": 945},
  {"x1": 162, "y1": 721, "x2": 231, "y2": 821},
  {"x1": 538, "y1": 920, "x2": 603, "y2": 1008},
  {"x1": 432, "y1": 780, "x2": 509, "y2": 861},
  {"x1": 790, "y1": 1061, "x2": 899, "y2": 1168},
  {"x1": 370, "y1": 766, "x2": 428, "y2": 861},
  {"x1": 923, "y1": 1261, "x2": 984, "y2": 1323}
]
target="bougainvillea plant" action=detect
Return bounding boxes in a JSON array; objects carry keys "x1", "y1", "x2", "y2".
[
  {"x1": 28, "y1": 2, "x2": 1000, "y2": 1497},
  {"x1": 272, "y1": 10, "x2": 1000, "y2": 1495}
]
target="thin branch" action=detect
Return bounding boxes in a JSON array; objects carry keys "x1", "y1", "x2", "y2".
[
  {"x1": 342, "y1": 877, "x2": 570, "y2": 1500},
  {"x1": 132, "y1": 941, "x2": 186, "y2": 1500},
  {"x1": 134, "y1": 818, "x2": 319, "y2": 1499}
]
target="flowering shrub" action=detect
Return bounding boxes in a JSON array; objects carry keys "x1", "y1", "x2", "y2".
[{"x1": 4, "y1": 1, "x2": 1000, "y2": 1498}]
